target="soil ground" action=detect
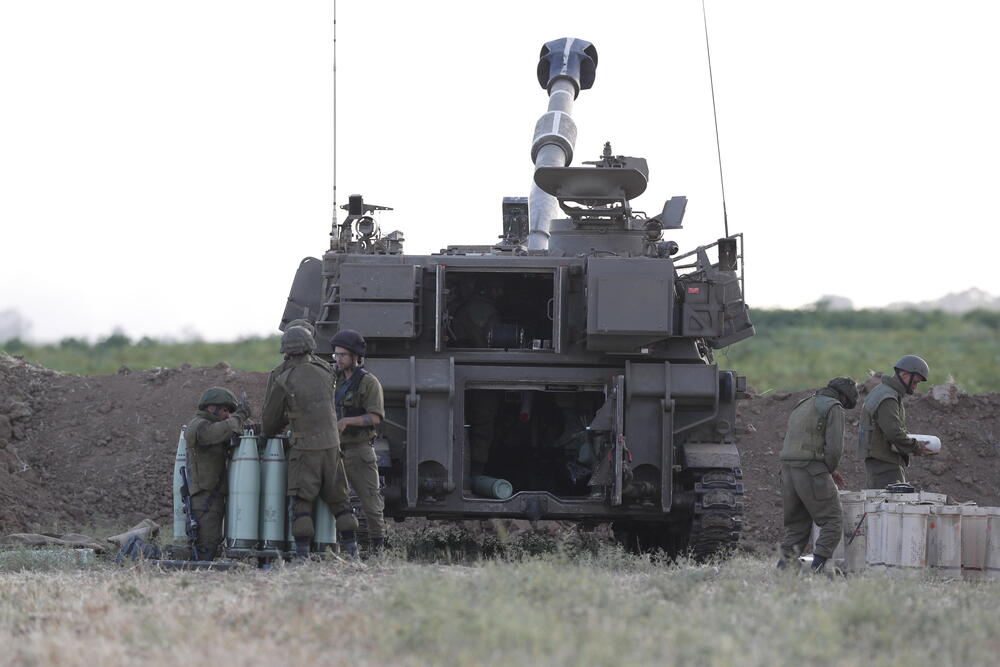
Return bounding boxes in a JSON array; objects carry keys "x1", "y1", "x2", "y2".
[{"x1": 2, "y1": 353, "x2": 998, "y2": 551}]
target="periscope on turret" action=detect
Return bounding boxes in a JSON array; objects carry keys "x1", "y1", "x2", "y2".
[{"x1": 276, "y1": 38, "x2": 756, "y2": 557}]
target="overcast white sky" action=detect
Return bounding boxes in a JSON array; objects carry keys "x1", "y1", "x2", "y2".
[{"x1": 2, "y1": 1, "x2": 998, "y2": 342}]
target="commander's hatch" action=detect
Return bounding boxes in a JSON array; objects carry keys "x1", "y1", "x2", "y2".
[{"x1": 534, "y1": 143, "x2": 648, "y2": 224}]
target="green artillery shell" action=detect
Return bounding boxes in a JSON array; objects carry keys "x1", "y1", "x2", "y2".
[
  {"x1": 172, "y1": 426, "x2": 187, "y2": 542},
  {"x1": 258, "y1": 437, "x2": 287, "y2": 547},
  {"x1": 313, "y1": 497, "x2": 337, "y2": 552},
  {"x1": 471, "y1": 475, "x2": 514, "y2": 500},
  {"x1": 226, "y1": 431, "x2": 261, "y2": 548}
]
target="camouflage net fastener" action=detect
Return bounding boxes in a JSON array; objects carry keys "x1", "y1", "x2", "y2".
[{"x1": 689, "y1": 468, "x2": 744, "y2": 559}]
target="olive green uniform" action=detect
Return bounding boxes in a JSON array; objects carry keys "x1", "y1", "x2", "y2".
[
  {"x1": 334, "y1": 370, "x2": 387, "y2": 539},
  {"x1": 780, "y1": 388, "x2": 845, "y2": 560},
  {"x1": 262, "y1": 354, "x2": 357, "y2": 538},
  {"x1": 452, "y1": 293, "x2": 502, "y2": 472},
  {"x1": 184, "y1": 408, "x2": 247, "y2": 559},
  {"x1": 859, "y1": 374, "x2": 921, "y2": 489}
]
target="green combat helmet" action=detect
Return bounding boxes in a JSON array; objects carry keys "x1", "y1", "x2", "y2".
[
  {"x1": 894, "y1": 355, "x2": 929, "y2": 381},
  {"x1": 285, "y1": 318, "x2": 316, "y2": 337},
  {"x1": 893, "y1": 354, "x2": 929, "y2": 394},
  {"x1": 826, "y1": 376, "x2": 859, "y2": 409},
  {"x1": 198, "y1": 387, "x2": 238, "y2": 410},
  {"x1": 280, "y1": 326, "x2": 316, "y2": 356}
]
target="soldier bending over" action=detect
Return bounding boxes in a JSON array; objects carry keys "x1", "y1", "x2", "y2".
[
  {"x1": 778, "y1": 376, "x2": 858, "y2": 574},
  {"x1": 184, "y1": 386, "x2": 250, "y2": 559}
]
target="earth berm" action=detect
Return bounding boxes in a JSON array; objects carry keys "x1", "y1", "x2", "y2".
[{"x1": 2, "y1": 353, "x2": 997, "y2": 552}]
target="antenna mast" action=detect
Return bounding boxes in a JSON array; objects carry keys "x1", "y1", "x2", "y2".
[
  {"x1": 702, "y1": 0, "x2": 729, "y2": 238},
  {"x1": 331, "y1": 0, "x2": 338, "y2": 231}
]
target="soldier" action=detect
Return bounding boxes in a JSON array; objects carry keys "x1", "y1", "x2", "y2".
[
  {"x1": 778, "y1": 376, "x2": 859, "y2": 573},
  {"x1": 262, "y1": 326, "x2": 358, "y2": 559},
  {"x1": 859, "y1": 355, "x2": 935, "y2": 489},
  {"x1": 330, "y1": 329, "x2": 387, "y2": 555},
  {"x1": 184, "y1": 386, "x2": 250, "y2": 560}
]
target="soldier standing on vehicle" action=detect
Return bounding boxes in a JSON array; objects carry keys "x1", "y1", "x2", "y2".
[
  {"x1": 778, "y1": 376, "x2": 859, "y2": 574},
  {"x1": 330, "y1": 329, "x2": 387, "y2": 555},
  {"x1": 859, "y1": 355, "x2": 935, "y2": 489},
  {"x1": 184, "y1": 386, "x2": 250, "y2": 560},
  {"x1": 262, "y1": 326, "x2": 358, "y2": 559}
]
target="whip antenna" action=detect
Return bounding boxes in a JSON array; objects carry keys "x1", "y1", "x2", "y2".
[
  {"x1": 331, "y1": 0, "x2": 338, "y2": 231},
  {"x1": 702, "y1": 0, "x2": 729, "y2": 238}
]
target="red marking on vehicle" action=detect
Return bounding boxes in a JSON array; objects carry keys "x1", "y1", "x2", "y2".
[{"x1": 687, "y1": 287, "x2": 701, "y2": 294}]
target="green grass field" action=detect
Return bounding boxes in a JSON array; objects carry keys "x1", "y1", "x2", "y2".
[
  {"x1": 5, "y1": 309, "x2": 999, "y2": 393},
  {"x1": 1, "y1": 549, "x2": 997, "y2": 666}
]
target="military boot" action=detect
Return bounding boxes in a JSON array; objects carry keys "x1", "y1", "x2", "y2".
[
  {"x1": 810, "y1": 554, "x2": 828, "y2": 574},
  {"x1": 339, "y1": 530, "x2": 359, "y2": 559},
  {"x1": 776, "y1": 548, "x2": 800, "y2": 572},
  {"x1": 369, "y1": 537, "x2": 385, "y2": 555},
  {"x1": 294, "y1": 537, "x2": 311, "y2": 560}
]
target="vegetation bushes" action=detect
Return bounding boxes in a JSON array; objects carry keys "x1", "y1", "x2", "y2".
[
  {"x1": 722, "y1": 308, "x2": 1000, "y2": 394},
  {"x1": 4, "y1": 309, "x2": 999, "y2": 393},
  {"x1": 2, "y1": 554, "x2": 1000, "y2": 664}
]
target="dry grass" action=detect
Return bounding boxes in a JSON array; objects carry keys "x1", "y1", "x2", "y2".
[{"x1": 2, "y1": 548, "x2": 999, "y2": 666}]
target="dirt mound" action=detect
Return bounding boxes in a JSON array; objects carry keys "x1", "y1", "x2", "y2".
[
  {"x1": 2, "y1": 353, "x2": 998, "y2": 551},
  {"x1": 0, "y1": 353, "x2": 268, "y2": 533}
]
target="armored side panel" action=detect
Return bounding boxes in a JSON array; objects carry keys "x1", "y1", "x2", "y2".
[
  {"x1": 585, "y1": 257, "x2": 674, "y2": 351},
  {"x1": 280, "y1": 257, "x2": 323, "y2": 330}
]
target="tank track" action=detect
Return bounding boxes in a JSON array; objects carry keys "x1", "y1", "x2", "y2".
[{"x1": 687, "y1": 467, "x2": 744, "y2": 559}]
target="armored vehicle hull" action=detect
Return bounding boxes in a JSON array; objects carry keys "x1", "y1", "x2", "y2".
[{"x1": 281, "y1": 38, "x2": 755, "y2": 556}]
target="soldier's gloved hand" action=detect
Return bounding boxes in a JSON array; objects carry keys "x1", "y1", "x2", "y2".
[
  {"x1": 831, "y1": 470, "x2": 846, "y2": 489},
  {"x1": 904, "y1": 437, "x2": 928, "y2": 456}
]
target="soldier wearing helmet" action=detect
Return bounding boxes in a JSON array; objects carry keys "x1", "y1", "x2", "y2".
[
  {"x1": 859, "y1": 355, "x2": 935, "y2": 489},
  {"x1": 330, "y1": 329, "x2": 387, "y2": 556},
  {"x1": 262, "y1": 326, "x2": 358, "y2": 559},
  {"x1": 184, "y1": 386, "x2": 250, "y2": 559},
  {"x1": 262, "y1": 319, "x2": 322, "y2": 402},
  {"x1": 777, "y1": 376, "x2": 858, "y2": 574}
]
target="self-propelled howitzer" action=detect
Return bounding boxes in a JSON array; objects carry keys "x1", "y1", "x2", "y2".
[{"x1": 280, "y1": 38, "x2": 755, "y2": 555}]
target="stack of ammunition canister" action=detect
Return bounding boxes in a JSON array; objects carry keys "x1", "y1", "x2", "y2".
[{"x1": 172, "y1": 429, "x2": 338, "y2": 560}]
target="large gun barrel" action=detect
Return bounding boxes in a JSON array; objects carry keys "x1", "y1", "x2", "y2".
[{"x1": 527, "y1": 38, "x2": 598, "y2": 251}]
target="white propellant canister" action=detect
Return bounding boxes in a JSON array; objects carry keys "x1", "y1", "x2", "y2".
[
  {"x1": 984, "y1": 509, "x2": 1000, "y2": 580},
  {"x1": 840, "y1": 492, "x2": 867, "y2": 573},
  {"x1": 927, "y1": 506, "x2": 962, "y2": 578},
  {"x1": 918, "y1": 491, "x2": 947, "y2": 505},
  {"x1": 881, "y1": 503, "x2": 905, "y2": 572},
  {"x1": 960, "y1": 505, "x2": 989, "y2": 580},
  {"x1": 899, "y1": 504, "x2": 930, "y2": 572},
  {"x1": 911, "y1": 434, "x2": 942, "y2": 454},
  {"x1": 865, "y1": 501, "x2": 886, "y2": 572}
]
